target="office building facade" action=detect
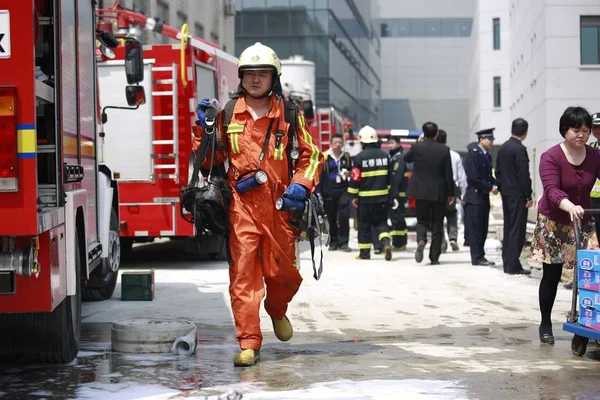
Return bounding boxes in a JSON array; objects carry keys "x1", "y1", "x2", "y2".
[
  {"x1": 468, "y1": 0, "x2": 511, "y2": 144},
  {"x1": 106, "y1": 0, "x2": 236, "y2": 52},
  {"x1": 509, "y1": 0, "x2": 600, "y2": 198},
  {"x1": 379, "y1": 0, "x2": 475, "y2": 151},
  {"x1": 234, "y1": 0, "x2": 382, "y2": 127}
]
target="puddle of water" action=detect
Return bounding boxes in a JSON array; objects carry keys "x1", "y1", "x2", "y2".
[{"x1": 214, "y1": 379, "x2": 468, "y2": 400}]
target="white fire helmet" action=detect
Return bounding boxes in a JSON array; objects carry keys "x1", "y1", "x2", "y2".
[
  {"x1": 358, "y1": 125, "x2": 378, "y2": 144},
  {"x1": 237, "y1": 42, "x2": 282, "y2": 78}
]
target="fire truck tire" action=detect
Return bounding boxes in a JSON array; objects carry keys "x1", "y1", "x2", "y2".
[
  {"x1": 82, "y1": 209, "x2": 119, "y2": 301},
  {"x1": 0, "y1": 228, "x2": 82, "y2": 364}
]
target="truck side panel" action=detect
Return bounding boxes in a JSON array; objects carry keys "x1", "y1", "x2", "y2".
[
  {"x1": 77, "y1": 0, "x2": 98, "y2": 244},
  {"x1": 0, "y1": 4, "x2": 37, "y2": 235}
]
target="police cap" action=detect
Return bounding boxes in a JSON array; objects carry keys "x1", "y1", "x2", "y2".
[
  {"x1": 475, "y1": 128, "x2": 495, "y2": 140},
  {"x1": 592, "y1": 113, "x2": 600, "y2": 126}
]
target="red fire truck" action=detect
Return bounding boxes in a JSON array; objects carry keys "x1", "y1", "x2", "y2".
[
  {"x1": 0, "y1": 0, "x2": 144, "y2": 362},
  {"x1": 95, "y1": 5, "x2": 239, "y2": 259}
]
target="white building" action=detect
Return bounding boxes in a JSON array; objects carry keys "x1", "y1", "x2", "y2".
[
  {"x1": 378, "y1": 0, "x2": 476, "y2": 151},
  {"x1": 105, "y1": 0, "x2": 236, "y2": 53},
  {"x1": 468, "y1": 0, "x2": 511, "y2": 144},
  {"x1": 509, "y1": 0, "x2": 600, "y2": 198}
]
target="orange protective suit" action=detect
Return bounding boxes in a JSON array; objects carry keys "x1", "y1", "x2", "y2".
[{"x1": 192, "y1": 94, "x2": 323, "y2": 350}]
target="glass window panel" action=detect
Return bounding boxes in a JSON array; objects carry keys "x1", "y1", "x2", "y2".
[
  {"x1": 459, "y1": 20, "x2": 472, "y2": 36},
  {"x1": 314, "y1": 0, "x2": 328, "y2": 9},
  {"x1": 242, "y1": 11, "x2": 266, "y2": 35},
  {"x1": 133, "y1": 0, "x2": 145, "y2": 12},
  {"x1": 267, "y1": 10, "x2": 291, "y2": 35},
  {"x1": 269, "y1": 38, "x2": 292, "y2": 59},
  {"x1": 291, "y1": 9, "x2": 315, "y2": 36},
  {"x1": 235, "y1": 0, "x2": 243, "y2": 11},
  {"x1": 493, "y1": 18, "x2": 500, "y2": 50},
  {"x1": 156, "y1": 2, "x2": 169, "y2": 44},
  {"x1": 581, "y1": 16, "x2": 600, "y2": 27},
  {"x1": 235, "y1": 14, "x2": 242, "y2": 37},
  {"x1": 441, "y1": 20, "x2": 458, "y2": 36},
  {"x1": 410, "y1": 20, "x2": 425, "y2": 36},
  {"x1": 313, "y1": 10, "x2": 329, "y2": 35},
  {"x1": 195, "y1": 23, "x2": 205, "y2": 39},
  {"x1": 581, "y1": 26, "x2": 599, "y2": 64},
  {"x1": 267, "y1": 0, "x2": 290, "y2": 7},
  {"x1": 493, "y1": 77, "x2": 501, "y2": 107},
  {"x1": 424, "y1": 20, "x2": 441, "y2": 37},
  {"x1": 291, "y1": 0, "x2": 313, "y2": 8},
  {"x1": 243, "y1": 0, "x2": 266, "y2": 8}
]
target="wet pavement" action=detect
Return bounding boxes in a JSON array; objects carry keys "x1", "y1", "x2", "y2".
[{"x1": 2, "y1": 237, "x2": 600, "y2": 399}]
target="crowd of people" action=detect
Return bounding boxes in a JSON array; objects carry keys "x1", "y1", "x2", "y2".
[{"x1": 192, "y1": 41, "x2": 600, "y2": 365}]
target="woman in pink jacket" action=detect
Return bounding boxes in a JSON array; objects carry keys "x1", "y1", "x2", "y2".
[{"x1": 530, "y1": 106, "x2": 600, "y2": 345}]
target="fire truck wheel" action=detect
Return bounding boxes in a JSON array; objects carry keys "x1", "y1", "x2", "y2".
[{"x1": 82, "y1": 209, "x2": 119, "y2": 301}]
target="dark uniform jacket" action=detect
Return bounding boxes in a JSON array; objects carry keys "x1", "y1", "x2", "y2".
[
  {"x1": 389, "y1": 148, "x2": 407, "y2": 200},
  {"x1": 403, "y1": 138, "x2": 454, "y2": 202},
  {"x1": 495, "y1": 137, "x2": 532, "y2": 200},
  {"x1": 465, "y1": 145, "x2": 495, "y2": 205},
  {"x1": 348, "y1": 147, "x2": 391, "y2": 204},
  {"x1": 317, "y1": 149, "x2": 353, "y2": 200}
]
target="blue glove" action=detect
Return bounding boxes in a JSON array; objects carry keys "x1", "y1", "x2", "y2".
[
  {"x1": 195, "y1": 98, "x2": 211, "y2": 127},
  {"x1": 284, "y1": 184, "x2": 307, "y2": 200}
]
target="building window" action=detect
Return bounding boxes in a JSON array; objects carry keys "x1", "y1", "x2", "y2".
[
  {"x1": 195, "y1": 23, "x2": 205, "y2": 39},
  {"x1": 493, "y1": 77, "x2": 501, "y2": 108},
  {"x1": 379, "y1": 18, "x2": 472, "y2": 38},
  {"x1": 156, "y1": 2, "x2": 169, "y2": 44},
  {"x1": 493, "y1": 18, "x2": 500, "y2": 50},
  {"x1": 176, "y1": 12, "x2": 187, "y2": 31},
  {"x1": 210, "y1": 32, "x2": 219, "y2": 45},
  {"x1": 581, "y1": 16, "x2": 600, "y2": 64}
]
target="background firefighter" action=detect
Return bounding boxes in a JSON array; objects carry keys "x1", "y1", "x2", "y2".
[
  {"x1": 349, "y1": 126, "x2": 393, "y2": 261},
  {"x1": 387, "y1": 135, "x2": 408, "y2": 251},
  {"x1": 192, "y1": 42, "x2": 323, "y2": 367}
]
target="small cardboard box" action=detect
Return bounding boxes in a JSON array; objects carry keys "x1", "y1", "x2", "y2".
[
  {"x1": 578, "y1": 269, "x2": 600, "y2": 292},
  {"x1": 579, "y1": 289, "x2": 600, "y2": 330},
  {"x1": 121, "y1": 270, "x2": 154, "y2": 301},
  {"x1": 577, "y1": 250, "x2": 600, "y2": 272}
]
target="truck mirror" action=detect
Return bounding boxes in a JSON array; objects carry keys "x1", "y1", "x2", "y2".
[
  {"x1": 302, "y1": 100, "x2": 314, "y2": 120},
  {"x1": 126, "y1": 85, "x2": 146, "y2": 107},
  {"x1": 124, "y1": 40, "x2": 144, "y2": 84}
]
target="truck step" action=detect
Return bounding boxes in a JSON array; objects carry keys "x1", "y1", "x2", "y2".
[
  {"x1": 155, "y1": 79, "x2": 174, "y2": 85},
  {"x1": 152, "y1": 140, "x2": 174, "y2": 145},
  {"x1": 152, "y1": 91, "x2": 174, "y2": 96},
  {"x1": 152, "y1": 116, "x2": 175, "y2": 121},
  {"x1": 154, "y1": 164, "x2": 177, "y2": 170},
  {"x1": 152, "y1": 153, "x2": 177, "y2": 159},
  {"x1": 152, "y1": 66, "x2": 174, "y2": 72}
]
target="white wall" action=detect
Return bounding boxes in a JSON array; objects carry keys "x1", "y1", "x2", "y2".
[
  {"x1": 510, "y1": 0, "x2": 600, "y2": 200},
  {"x1": 471, "y1": 0, "x2": 511, "y2": 143},
  {"x1": 379, "y1": 0, "x2": 476, "y2": 151}
]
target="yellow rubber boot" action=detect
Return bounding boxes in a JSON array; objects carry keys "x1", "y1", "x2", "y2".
[
  {"x1": 233, "y1": 349, "x2": 260, "y2": 367},
  {"x1": 271, "y1": 316, "x2": 293, "y2": 342}
]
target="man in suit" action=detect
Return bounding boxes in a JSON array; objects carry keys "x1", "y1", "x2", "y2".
[
  {"x1": 404, "y1": 122, "x2": 455, "y2": 265},
  {"x1": 495, "y1": 118, "x2": 532, "y2": 275},
  {"x1": 464, "y1": 128, "x2": 498, "y2": 266}
]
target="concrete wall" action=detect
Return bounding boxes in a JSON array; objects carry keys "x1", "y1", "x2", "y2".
[
  {"x1": 510, "y1": 0, "x2": 600, "y2": 200},
  {"x1": 378, "y1": 0, "x2": 475, "y2": 151}
]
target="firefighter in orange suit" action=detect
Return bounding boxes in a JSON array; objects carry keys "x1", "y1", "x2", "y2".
[{"x1": 192, "y1": 42, "x2": 323, "y2": 367}]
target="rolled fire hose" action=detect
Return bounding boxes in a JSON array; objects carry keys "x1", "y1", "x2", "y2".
[{"x1": 171, "y1": 325, "x2": 197, "y2": 356}]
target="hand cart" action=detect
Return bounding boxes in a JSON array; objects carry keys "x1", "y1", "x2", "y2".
[{"x1": 562, "y1": 210, "x2": 600, "y2": 356}]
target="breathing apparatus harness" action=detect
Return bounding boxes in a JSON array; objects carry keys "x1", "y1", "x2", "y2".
[{"x1": 181, "y1": 100, "x2": 232, "y2": 261}]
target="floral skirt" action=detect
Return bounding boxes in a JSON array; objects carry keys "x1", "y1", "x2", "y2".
[{"x1": 528, "y1": 213, "x2": 598, "y2": 269}]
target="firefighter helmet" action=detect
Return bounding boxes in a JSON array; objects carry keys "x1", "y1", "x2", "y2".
[
  {"x1": 237, "y1": 42, "x2": 282, "y2": 78},
  {"x1": 358, "y1": 125, "x2": 378, "y2": 144}
]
